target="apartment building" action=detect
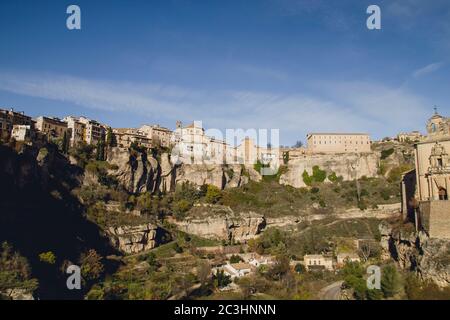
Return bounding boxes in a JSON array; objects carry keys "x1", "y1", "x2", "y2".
[
  {"x1": 307, "y1": 133, "x2": 371, "y2": 154},
  {"x1": 35, "y1": 116, "x2": 70, "y2": 138},
  {"x1": 11, "y1": 125, "x2": 34, "y2": 142},
  {"x1": 0, "y1": 108, "x2": 33, "y2": 140},
  {"x1": 78, "y1": 117, "x2": 105, "y2": 145},
  {"x1": 139, "y1": 124, "x2": 172, "y2": 148},
  {"x1": 63, "y1": 116, "x2": 86, "y2": 146},
  {"x1": 112, "y1": 128, "x2": 152, "y2": 149}
]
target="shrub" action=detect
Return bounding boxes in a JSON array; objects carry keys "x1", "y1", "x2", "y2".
[
  {"x1": 312, "y1": 166, "x2": 327, "y2": 183},
  {"x1": 381, "y1": 148, "x2": 394, "y2": 160},
  {"x1": 213, "y1": 270, "x2": 231, "y2": 288},
  {"x1": 229, "y1": 255, "x2": 243, "y2": 264},
  {"x1": 302, "y1": 170, "x2": 313, "y2": 186},
  {"x1": 381, "y1": 264, "x2": 401, "y2": 298},
  {"x1": 79, "y1": 249, "x2": 104, "y2": 283},
  {"x1": 205, "y1": 185, "x2": 222, "y2": 204},
  {"x1": 172, "y1": 199, "x2": 192, "y2": 220},
  {"x1": 39, "y1": 251, "x2": 56, "y2": 265}
]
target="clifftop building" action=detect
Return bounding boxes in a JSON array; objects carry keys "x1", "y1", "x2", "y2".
[
  {"x1": 401, "y1": 109, "x2": 450, "y2": 239},
  {"x1": 0, "y1": 108, "x2": 33, "y2": 140},
  {"x1": 35, "y1": 116, "x2": 69, "y2": 139},
  {"x1": 306, "y1": 133, "x2": 371, "y2": 154},
  {"x1": 139, "y1": 124, "x2": 172, "y2": 148}
]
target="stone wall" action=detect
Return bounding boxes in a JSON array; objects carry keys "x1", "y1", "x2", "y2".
[{"x1": 419, "y1": 200, "x2": 450, "y2": 239}]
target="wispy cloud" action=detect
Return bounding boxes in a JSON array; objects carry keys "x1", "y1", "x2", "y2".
[
  {"x1": 413, "y1": 62, "x2": 445, "y2": 78},
  {"x1": 0, "y1": 71, "x2": 429, "y2": 144}
]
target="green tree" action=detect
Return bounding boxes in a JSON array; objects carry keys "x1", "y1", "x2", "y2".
[
  {"x1": 213, "y1": 270, "x2": 231, "y2": 288},
  {"x1": 229, "y1": 255, "x2": 243, "y2": 264},
  {"x1": 381, "y1": 264, "x2": 400, "y2": 298},
  {"x1": 96, "y1": 139, "x2": 105, "y2": 161},
  {"x1": 205, "y1": 185, "x2": 222, "y2": 204},
  {"x1": 79, "y1": 249, "x2": 104, "y2": 283},
  {"x1": 61, "y1": 131, "x2": 70, "y2": 154},
  {"x1": 106, "y1": 127, "x2": 114, "y2": 147},
  {"x1": 38, "y1": 251, "x2": 56, "y2": 265}
]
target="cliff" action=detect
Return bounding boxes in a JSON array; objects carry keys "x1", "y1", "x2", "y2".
[
  {"x1": 107, "y1": 223, "x2": 170, "y2": 254},
  {"x1": 380, "y1": 222, "x2": 450, "y2": 288},
  {"x1": 172, "y1": 204, "x2": 266, "y2": 242},
  {"x1": 106, "y1": 147, "x2": 260, "y2": 193},
  {"x1": 279, "y1": 152, "x2": 379, "y2": 188}
]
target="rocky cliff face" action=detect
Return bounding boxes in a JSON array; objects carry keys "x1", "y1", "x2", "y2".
[
  {"x1": 175, "y1": 164, "x2": 258, "y2": 190},
  {"x1": 279, "y1": 152, "x2": 379, "y2": 188},
  {"x1": 106, "y1": 147, "x2": 260, "y2": 193},
  {"x1": 107, "y1": 147, "x2": 160, "y2": 194},
  {"x1": 172, "y1": 205, "x2": 266, "y2": 242},
  {"x1": 379, "y1": 222, "x2": 450, "y2": 288},
  {"x1": 107, "y1": 223, "x2": 170, "y2": 254}
]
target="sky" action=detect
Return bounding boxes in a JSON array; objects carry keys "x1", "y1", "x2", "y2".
[{"x1": 0, "y1": 0, "x2": 449, "y2": 146}]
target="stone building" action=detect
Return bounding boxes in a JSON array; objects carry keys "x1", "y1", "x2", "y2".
[
  {"x1": 139, "y1": 124, "x2": 172, "y2": 148},
  {"x1": 63, "y1": 116, "x2": 85, "y2": 146},
  {"x1": 112, "y1": 128, "x2": 152, "y2": 149},
  {"x1": 303, "y1": 254, "x2": 334, "y2": 271},
  {"x1": 78, "y1": 116, "x2": 105, "y2": 145},
  {"x1": 401, "y1": 109, "x2": 450, "y2": 239},
  {"x1": 172, "y1": 121, "x2": 237, "y2": 164},
  {"x1": 11, "y1": 125, "x2": 34, "y2": 142},
  {"x1": 306, "y1": 133, "x2": 371, "y2": 154},
  {"x1": 236, "y1": 137, "x2": 279, "y2": 167},
  {"x1": 35, "y1": 116, "x2": 70, "y2": 139},
  {"x1": 0, "y1": 108, "x2": 33, "y2": 140},
  {"x1": 397, "y1": 131, "x2": 423, "y2": 143}
]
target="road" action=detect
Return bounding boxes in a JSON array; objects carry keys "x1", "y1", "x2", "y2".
[{"x1": 318, "y1": 281, "x2": 344, "y2": 300}]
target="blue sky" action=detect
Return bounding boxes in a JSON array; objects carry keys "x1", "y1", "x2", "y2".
[{"x1": 0, "y1": 0, "x2": 449, "y2": 146}]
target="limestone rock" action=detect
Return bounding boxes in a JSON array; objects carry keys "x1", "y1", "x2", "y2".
[
  {"x1": 279, "y1": 153, "x2": 378, "y2": 188},
  {"x1": 379, "y1": 222, "x2": 450, "y2": 287},
  {"x1": 107, "y1": 223, "x2": 170, "y2": 254},
  {"x1": 107, "y1": 147, "x2": 159, "y2": 194},
  {"x1": 173, "y1": 205, "x2": 266, "y2": 242}
]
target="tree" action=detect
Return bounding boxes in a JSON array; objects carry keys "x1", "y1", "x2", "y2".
[
  {"x1": 229, "y1": 255, "x2": 243, "y2": 264},
  {"x1": 381, "y1": 265, "x2": 400, "y2": 298},
  {"x1": 294, "y1": 263, "x2": 305, "y2": 274},
  {"x1": 96, "y1": 139, "x2": 105, "y2": 161},
  {"x1": 79, "y1": 249, "x2": 104, "y2": 283},
  {"x1": 213, "y1": 270, "x2": 231, "y2": 288},
  {"x1": 205, "y1": 185, "x2": 222, "y2": 204},
  {"x1": 106, "y1": 127, "x2": 114, "y2": 147},
  {"x1": 61, "y1": 131, "x2": 70, "y2": 154},
  {"x1": 197, "y1": 261, "x2": 211, "y2": 287},
  {"x1": 267, "y1": 255, "x2": 290, "y2": 281},
  {"x1": 293, "y1": 140, "x2": 303, "y2": 148}
]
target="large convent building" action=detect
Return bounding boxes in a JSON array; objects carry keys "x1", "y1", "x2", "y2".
[{"x1": 306, "y1": 133, "x2": 371, "y2": 153}]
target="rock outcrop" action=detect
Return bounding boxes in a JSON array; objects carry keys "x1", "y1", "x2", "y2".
[
  {"x1": 107, "y1": 223, "x2": 170, "y2": 254},
  {"x1": 172, "y1": 205, "x2": 266, "y2": 242},
  {"x1": 107, "y1": 148, "x2": 160, "y2": 194},
  {"x1": 379, "y1": 222, "x2": 450, "y2": 287},
  {"x1": 279, "y1": 152, "x2": 378, "y2": 188},
  {"x1": 106, "y1": 148, "x2": 259, "y2": 193},
  {"x1": 175, "y1": 164, "x2": 259, "y2": 190}
]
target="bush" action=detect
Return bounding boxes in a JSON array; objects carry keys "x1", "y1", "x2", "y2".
[
  {"x1": 172, "y1": 199, "x2": 192, "y2": 220},
  {"x1": 229, "y1": 255, "x2": 244, "y2": 264},
  {"x1": 38, "y1": 251, "x2": 56, "y2": 265},
  {"x1": 294, "y1": 263, "x2": 305, "y2": 274},
  {"x1": 381, "y1": 148, "x2": 394, "y2": 160},
  {"x1": 79, "y1": 249, "x2": 104, "y2": 283},
  {"x1": 381, "y1": 264, "x2": 401, "y2": 298},
  {"x1": 205, "y1": 185, "x2": 222, "y2": 204}
]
